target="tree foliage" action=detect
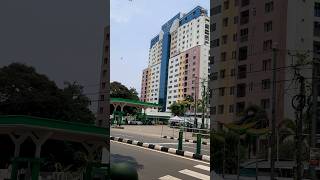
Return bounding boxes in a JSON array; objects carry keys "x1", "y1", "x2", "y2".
[
  {"x1": 110, "y1": 81, "x2": 139, "y2": 115},
  {"x1": 168, "y1": 102, "x2": 186, "y2": 116},
  {"x1": 0, "y1": 63, "x2": 95, "y2": 124}
]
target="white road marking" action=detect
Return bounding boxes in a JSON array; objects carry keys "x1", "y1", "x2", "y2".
[
  {"x1": 111, "y1": 141, "x2": 210, "y2": 165},
  {"x1": 179, "y1": 169, "x2": 210, "y2": 180},
  {"x1": 194, "y1": 164, "x2": 210, "y2": 171},
  {"x1": 158, "y1": 175, "x2": 181, "y2": 180}
]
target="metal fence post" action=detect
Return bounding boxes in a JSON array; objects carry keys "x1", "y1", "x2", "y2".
[
  {"x1": 178, "y1": 129, "x2": 183, "y2": 151},
  {"x1": 196, "y1": 133, "x2": 201, "y2": 155}
]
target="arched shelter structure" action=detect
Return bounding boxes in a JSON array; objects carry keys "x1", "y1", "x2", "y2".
[
  {"x1": 0, "y1": 115, "x2": 109, "y2": 180},
  {"x1": 110, "y1": 98, "x2": 162, "y2": 125}
]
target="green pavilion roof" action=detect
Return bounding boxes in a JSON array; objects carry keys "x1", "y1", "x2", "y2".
[
  {"x1": 0, "y1": 115, "x2": 108, "y2": 137},
  {"x1": 110, "y1": 98, "x2": 161, "y2": 107}
]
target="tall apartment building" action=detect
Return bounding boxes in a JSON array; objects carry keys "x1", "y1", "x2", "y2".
[
  {"x1": 140, "y1": 6, "x2": 210, "y2": 112},
  {"x1": 96, "y1": 26, "x2": 110, "y2": 128},
  {"x1": 209, "y1": 0, "x2": 320, "y2": 132}
]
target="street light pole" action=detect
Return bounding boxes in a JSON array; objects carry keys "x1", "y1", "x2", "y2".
[
  {"x1": 270, "y1": 47, "x2": 278, "y2": 180},
  {"x1": 194, "y1": 76, "x2": 198, "y2": 130}
]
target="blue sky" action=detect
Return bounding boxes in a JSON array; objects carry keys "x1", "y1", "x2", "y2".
[{"x1": 110, "y1": 0, "x2": 209, "y2": 95}]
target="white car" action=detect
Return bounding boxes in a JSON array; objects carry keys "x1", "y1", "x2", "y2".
[{"x1": 129, "y1": 120, "x2": 143, "y2": 125}]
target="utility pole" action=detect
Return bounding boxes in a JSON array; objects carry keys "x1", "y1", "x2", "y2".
[
  {"x1": 310, "y1": 55, "x2": 319, "y2": 180},
  {"x1": 296, "y1": 75, "x2": 305, "y2": 180},
  {"x1": 270, "y1": 48, "x2": 277, "y2": 180},
  {"x1": 201, "y1": 79, "x2": 207, "y2": 129}
]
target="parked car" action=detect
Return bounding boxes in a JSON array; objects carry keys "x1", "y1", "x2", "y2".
[{"x1": 129, "y1": 120, "x2": 143, "y2": 125}]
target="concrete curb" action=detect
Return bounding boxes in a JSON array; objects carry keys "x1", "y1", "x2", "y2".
[
  {"x1": 110, "y1": 136, "x2": 210, "y2": 162},
  {"x1": 161, "y1": 135, "x2": 209, "y2": 145}
]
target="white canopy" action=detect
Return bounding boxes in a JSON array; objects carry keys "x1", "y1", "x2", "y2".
[{"x1": 169, "y1": 116, "x2": 183, "y2": 122}]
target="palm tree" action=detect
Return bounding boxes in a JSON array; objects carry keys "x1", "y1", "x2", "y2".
[
  {"x1": 225, "y1": 105, "x2": 270, "y2": 159},
  {"x1": 278, "y1": 112, "x2": 311, "y2": 160}
]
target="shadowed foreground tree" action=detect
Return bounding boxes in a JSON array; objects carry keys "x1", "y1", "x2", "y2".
[
  {"x1": 0, "y1": 63, "x2": 95, "y2": 124},
  {"x1": 0, "y1": 63, "x2": 97, "y2": 173}
]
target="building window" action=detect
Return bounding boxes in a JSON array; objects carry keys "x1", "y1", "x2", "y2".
[
  {"x1": 241, "y1": 0, "x2": 250, "y2": 7},
  {"x1": 314, "y1": 22, "x2": 320, "y2": 37},
  {"x1": 229, "y1": 105, "x2": 234, "y2": 113},
  {"x1": 211, "y1": 38, "x2": 220, "y2": 48},
  {"x1": 104, "y1": 58, "x2": 108, "y2": 64},
  {"x1": 211, "y1": 5, "x2": 222, "y2": 16},
  {"x1": 240, "y1": 28, "x2": 248, "y2": 42},
  {"x1": 236, "y1": 102, "x2": 245, "y2": 113},
  {"x1": 265, "y1": 1, "x2": 274, "y2": 13},
  {"x1": 224, "y1": 0, "x2": 230, "y2": 10},
  {"x1": 211, "y1": 23, "x2": 216, "y2": 32},
  {"x1": 239, "y1": 46, "x2": 248, "y2": 61},
  {"x1": 211, "y1": 106, "x2": 217, "y2": 115},
  {"x1": 221, "y1": 52, "x2": 227, "y2": 61},
  {"x1": 222, "y1": 35, "x2": 228, "y2": 45},
  {"x1": 219, "y1": 87, "x2": 225, "y2": 96},
  {"x1": 220, "y1": 69, "x2": 226, "y2": 78},
  {"x1": 210, "y1": 72, "x2": 218, "y2": 80},
  {"x1": 232, "y1": 51, "x2": 237, "y2": 59},
  {"x1": 99, "y1": 107, "x2": 104, "y2": 113},
  {"x1": 261, "y1": 99, "x2": 270, "y2": 109},
  {"x1": 262, "y1": 59, "x2": 272, "y2": 71},
  {"x1": 101, "y1": 82, "x2": 106, "y2": 89},
  {"x1": 223, "y1": 18, "x2": 229, "y2": 27},
  {"x1": 264, "y1": 21, "x2": 273, "y2": 32},
  {"x1": 238, "y1": 65, "x2": 247, "y2": 79},
  {"x1": 240, "y1": 10, "x2": 249, "y2": 25},
  {"x1": 100, "y1": 95, "x2": 105, "y2": 101},
  {"x1": 231, "y1": 69, "x2": 236, "y2": 77},
  {"x1": 237, "y1": 83, "x2": 246, "y2": 97},
  {"x1": 262, "y1": 79, "x2": 271, "y2": 89},
  {"x1": 234, "y1": 16, "x2": 239, "y2": 24},
  {"x1": 249, "y1": 82, "x2": 254, "y2": 92},
  {"x1": 230, "y1": 86, "x2": 235, "y2": 95},
  {"x1": 235, "y1": 0, "x2": 239, "y2": 6},
  {"x1": 218, "y1": 105, "x2": 224, "y2": 114},
  {"x1": 233, "y1": 33, "x2": 238, "y2": 42},
  {"x1": 263, "y1": 40, "x2": 273, "y2": 51}
]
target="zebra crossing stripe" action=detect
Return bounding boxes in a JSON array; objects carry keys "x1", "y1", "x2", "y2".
[
  {"x1": 179, "y1": 169, "x2": 210, "y2": 180},
  {"x1": 158, "y1": 175, "x2": 181, "y2": 180},
  {"x1": 194, "y1": 165, "x2": 210, "y2": 171}
]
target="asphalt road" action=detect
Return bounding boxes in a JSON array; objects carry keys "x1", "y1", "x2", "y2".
[
  {"x1": 111, "y1": 129, "x2": 210, "y2": 156},
  {"x1": 111, "y1": 140, "x2": 210, "y2": 180}
]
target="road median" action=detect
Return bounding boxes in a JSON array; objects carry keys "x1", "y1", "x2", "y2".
[{"x1": 110, "y1": 136, "x2": 210, "y2": 162}]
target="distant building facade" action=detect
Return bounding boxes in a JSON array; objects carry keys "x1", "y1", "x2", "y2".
[
  {"x1": 209, "y1": 0, "x2": 320, "y2": 132},
  {"x1": 140, "y1": 6, "x2": 210, "y2": 112},
  {"x1": 96, "y1": 26, "x2": 110, "y2": 128}
]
